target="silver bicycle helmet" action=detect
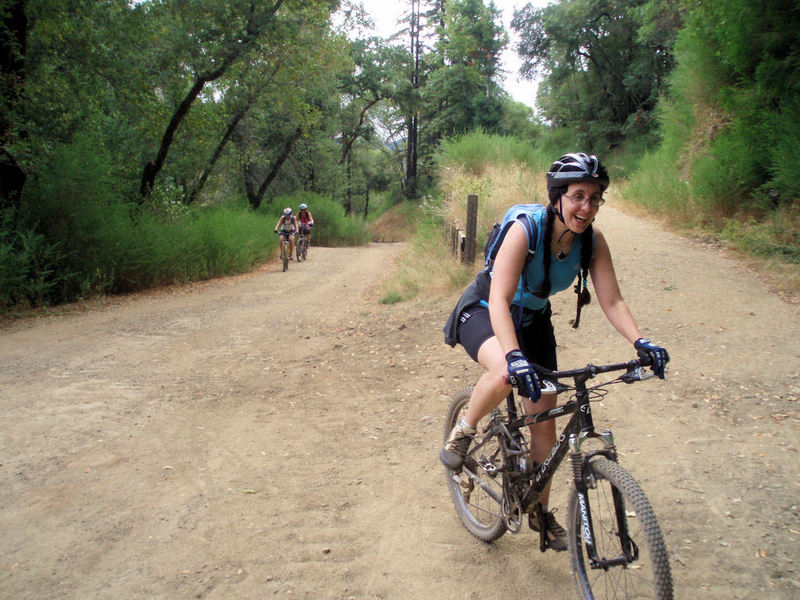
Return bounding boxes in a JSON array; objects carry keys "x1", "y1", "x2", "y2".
[{"x1": 546, "y1": 153, "x2": 609, "y2": 201}]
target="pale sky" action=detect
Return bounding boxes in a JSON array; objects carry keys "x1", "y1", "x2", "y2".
[{"x1": 355, "y1": 0, "x2": 549, "y2": 110}]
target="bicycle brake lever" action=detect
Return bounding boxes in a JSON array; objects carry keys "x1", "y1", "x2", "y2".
[{"x1": 621, "y1": 366, "x2": 655, "y2": 383}]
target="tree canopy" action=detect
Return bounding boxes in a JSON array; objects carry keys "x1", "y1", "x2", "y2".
[{"x1": 1, "y1": 0, "x2": 797, "y2": 309}]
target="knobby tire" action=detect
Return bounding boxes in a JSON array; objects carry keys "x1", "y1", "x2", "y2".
[
  {"x1": 568, "y1": 457, "x2": 673, "y2": 600},
  {"x1": 443, "y1": 387, "x2": 507, "y2": 542}
]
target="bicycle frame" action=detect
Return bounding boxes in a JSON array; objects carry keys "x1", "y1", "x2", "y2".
[{"x1": 465, "y1": 359, "x2": 648, "y2": 566}]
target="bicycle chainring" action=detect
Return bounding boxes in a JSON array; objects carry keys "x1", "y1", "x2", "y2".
[{"x1": 503, "y1": 494, "x2": 523, "y2": 533}]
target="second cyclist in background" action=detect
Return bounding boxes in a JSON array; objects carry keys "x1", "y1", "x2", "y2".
[
  {"x1": 297, "y1": 203, "x2": 314, "y2": 253},
  {"x1": 274, "y1": 207, "x2": 296, "y2": 259}
]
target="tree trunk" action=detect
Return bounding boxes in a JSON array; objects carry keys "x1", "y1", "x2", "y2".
[
  {"x1": 186, "y1": 99, "x2": 252, "y2": 205},
  {"x1": 0, "y1": 0, "x2": 28, "y2": 212},
  {"x1": 248, "y1": 125, "x2": 302, "y2": 210},
  {"x1": 340, "y1": 97, "x2": 380, "y2": 164},
  {"x1": 344, "y1": 154, "x2": 352, "y2": 215},
  {"x1": 404, "y1": 0, "x2": 420, "y2": 200},
  {"x1": 140, "y1": 78, "x2": 206, "y2": 199},
  {"x1": 138, "y1": 0, "x2": 285, "y2": 201}
]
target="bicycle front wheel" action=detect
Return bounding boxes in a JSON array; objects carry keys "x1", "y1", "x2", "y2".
[
  {"x1": 282, "y1": 244, "x2": 288, "y2": 272},
  {"x1": 443, "y1": 387, "x2": 507, "y2": 542},
  {"x1": 568, "y1": 457, "x2": 673, "y2": 600}
]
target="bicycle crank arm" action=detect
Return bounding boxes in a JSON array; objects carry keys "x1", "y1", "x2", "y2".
[{"x1": 450, "y1": 467, "x2": 503, "y2": 504}]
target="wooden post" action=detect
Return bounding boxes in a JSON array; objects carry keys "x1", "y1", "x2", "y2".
[{"x1": 463, "y1": 194, "x2": 478, "y2": 264}]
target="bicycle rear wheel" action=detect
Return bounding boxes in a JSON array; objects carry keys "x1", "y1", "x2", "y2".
[
  {"x1": 568, "y1": 457, "x2": 673, "y2": 600},
  {"x1": 443, "y1": 387, "x2": 507, "y2": 542}
]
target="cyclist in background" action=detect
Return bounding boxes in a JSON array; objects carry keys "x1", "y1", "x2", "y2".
[
  {"x1": 274, "y1": 207, "x2": 296, "y2": 259},
  {"x1": 297, "y1": 203, "x2": 314, "y2": 249},
  {"x1": 440, "y1": 152, "x2": 670, "y2": 550}
]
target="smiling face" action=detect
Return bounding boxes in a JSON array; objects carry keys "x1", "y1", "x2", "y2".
[{"x1": 556, "y1": 181, "x2": 604, "y2": 233}]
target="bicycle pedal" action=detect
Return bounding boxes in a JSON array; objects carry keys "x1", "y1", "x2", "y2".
[{"x1": 529, "y1": 511, "x2": 567, "y2": 553}]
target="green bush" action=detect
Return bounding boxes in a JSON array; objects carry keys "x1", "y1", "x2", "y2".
[
  {"x1": 0, "y1": 210, "x2": 72, "y2": 308},
  {"x1": 623, "y1": 149, "x2": 693, "y2": 218},
  {"x1": 11, "y1": 137, "x2": 278, "y2": 307},
  {"x1": 6, "y1": 158, "x2": 374, "y2": 312},
  {"x1": 436, "y1": 130, "x2": 549, "y2": 174}
]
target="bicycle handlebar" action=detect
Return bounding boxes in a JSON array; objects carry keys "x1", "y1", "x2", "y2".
[
  {"x1": 534, "y1": 356, "x2": 652, "y2": 381},
  {"x1": 502, "y1": 356, "x2": 656, "y2": 392}
]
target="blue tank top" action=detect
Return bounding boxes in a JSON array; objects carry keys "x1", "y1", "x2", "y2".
[{"x1": 490, "y1": 206, "x2": 594, "y2": 315}]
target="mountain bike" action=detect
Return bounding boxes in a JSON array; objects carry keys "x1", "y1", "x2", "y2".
[
  {"x1": 296, "y1": 227, "x2": 308, "y2": 261},
  {"x1": 443, "y1": 356, "x2": 673, "y2": 599},
  {"x1": 276, "y1": 231, "x2": 290, "y2": 272}
]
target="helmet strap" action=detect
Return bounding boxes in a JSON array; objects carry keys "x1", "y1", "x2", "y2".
[{"x1": 554, "y1": 199, "x2": 566, "y2": 225}]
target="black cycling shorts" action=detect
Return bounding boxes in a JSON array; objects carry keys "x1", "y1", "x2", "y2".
[{"x1": 457, "y1": 303, "x2": 557, "y2": 370}]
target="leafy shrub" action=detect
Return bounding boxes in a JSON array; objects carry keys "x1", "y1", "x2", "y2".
[
  {"x1": 436, "y1": 130, "x2": 549, "y2": 175},
  {"x1": 0, "y1": 210, "x2": 71, "y2": 308}
]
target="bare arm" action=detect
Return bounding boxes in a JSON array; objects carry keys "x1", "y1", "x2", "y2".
[
  {"x1": 589, "y1": 228, "x2": 643, "y2": 344},
  {"x1": 487, "y1": 222, "x2": 528, "y2": 355}
]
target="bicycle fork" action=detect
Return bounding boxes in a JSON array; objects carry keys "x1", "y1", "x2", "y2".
[{"x1": 569, "y1": 430, "x2": 638, "y2": 569}]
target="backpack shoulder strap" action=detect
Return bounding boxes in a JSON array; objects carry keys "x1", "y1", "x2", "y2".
[
  {"x1": 518, "y1": 212, "x2": 538, "y2": 258},
  {"x1": 516, "y1": 212, "x2": 538, "y2": 291}
]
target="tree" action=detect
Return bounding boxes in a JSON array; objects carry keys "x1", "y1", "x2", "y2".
[
  {"x1": 228, "y1": 9, "x2": 350, "y2": 209},
  {"x1": 426, "y1": 0, "x2": 507, "y2": 139},
  {"x1": 404, "y1": 0, "x2": 422, "y2": 199},
  {"x1": 512, "y1": 0, "x2": 682, "y2": 149},
  {"x1": 337, "y1": 38, "x2": 404, "y2": 212},
  {"x1": 0, "y1": 0, "x2": 27, "y2": 211},
  {"x1": 138, "y1": 0, "x2": 289, "y2": 200}
]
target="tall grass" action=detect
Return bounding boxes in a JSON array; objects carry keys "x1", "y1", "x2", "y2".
[
  {"x1": 380, "y1": 133, "x2": 552, "y2": 303},
  {"x1": 3, "y1": 150, "x2": 369, "y2": 312},
  {"x1": 379, "y1": 201, "x2": 475, "y2": 304},
  {"x1": 436, "y1": 130, "x2": 550, "y2": 175}
]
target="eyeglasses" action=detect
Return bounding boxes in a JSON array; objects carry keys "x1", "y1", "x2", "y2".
[{"x1": 562, "y1": 192, "x2": 605, "y2": 208}]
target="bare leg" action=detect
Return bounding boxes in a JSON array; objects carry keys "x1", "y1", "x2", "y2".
[
  {"x1": 462, "y1": 334, "x2": 559, "y2": 507},
  {"x1": 522, "y1": 393, "x2": 557, "y2": 506},
  {"x1": 462, "y1": 336, "x2": 512, "y2": 427}
]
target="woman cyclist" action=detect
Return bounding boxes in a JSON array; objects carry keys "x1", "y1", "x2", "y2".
[
  {"x1": 440, "y1": 152, "x2": 669, "y2": 550},
  {"x1": 274, "y1": 207, "x2": 296, "y2": 258},
  {"x1": 297, "y1": 203, "x2": 315, "y2": 251}
]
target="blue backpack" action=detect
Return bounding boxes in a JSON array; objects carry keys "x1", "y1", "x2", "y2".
[{"x1": 483, "y1": 204, "x2": 541, "y2": 288}]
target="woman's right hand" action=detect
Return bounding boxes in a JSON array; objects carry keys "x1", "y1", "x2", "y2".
[{"x1": 506, "y1": 350, "x2": 541, "y2": 401}]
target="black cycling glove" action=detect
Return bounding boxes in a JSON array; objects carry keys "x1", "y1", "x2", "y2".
[
  {"x1": 634, "y1": 338, "x2": 670, "y2": 379},
  {"x1": 506, "y1": 350, "x2": 541, "y2": 401}
]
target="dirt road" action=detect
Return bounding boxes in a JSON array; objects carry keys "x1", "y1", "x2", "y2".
[{"x1": 1, "y1": 206, "x2": 798, "y2": 599}]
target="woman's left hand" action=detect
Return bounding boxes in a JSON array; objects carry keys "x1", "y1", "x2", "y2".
[{"x1": 634, "y1": 338, "x2": 670, "y2": 379}]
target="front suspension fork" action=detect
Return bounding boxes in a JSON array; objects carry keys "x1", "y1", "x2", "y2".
[{"x1": 569, "y1": 429, "x2": 636, "y2": 568}]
